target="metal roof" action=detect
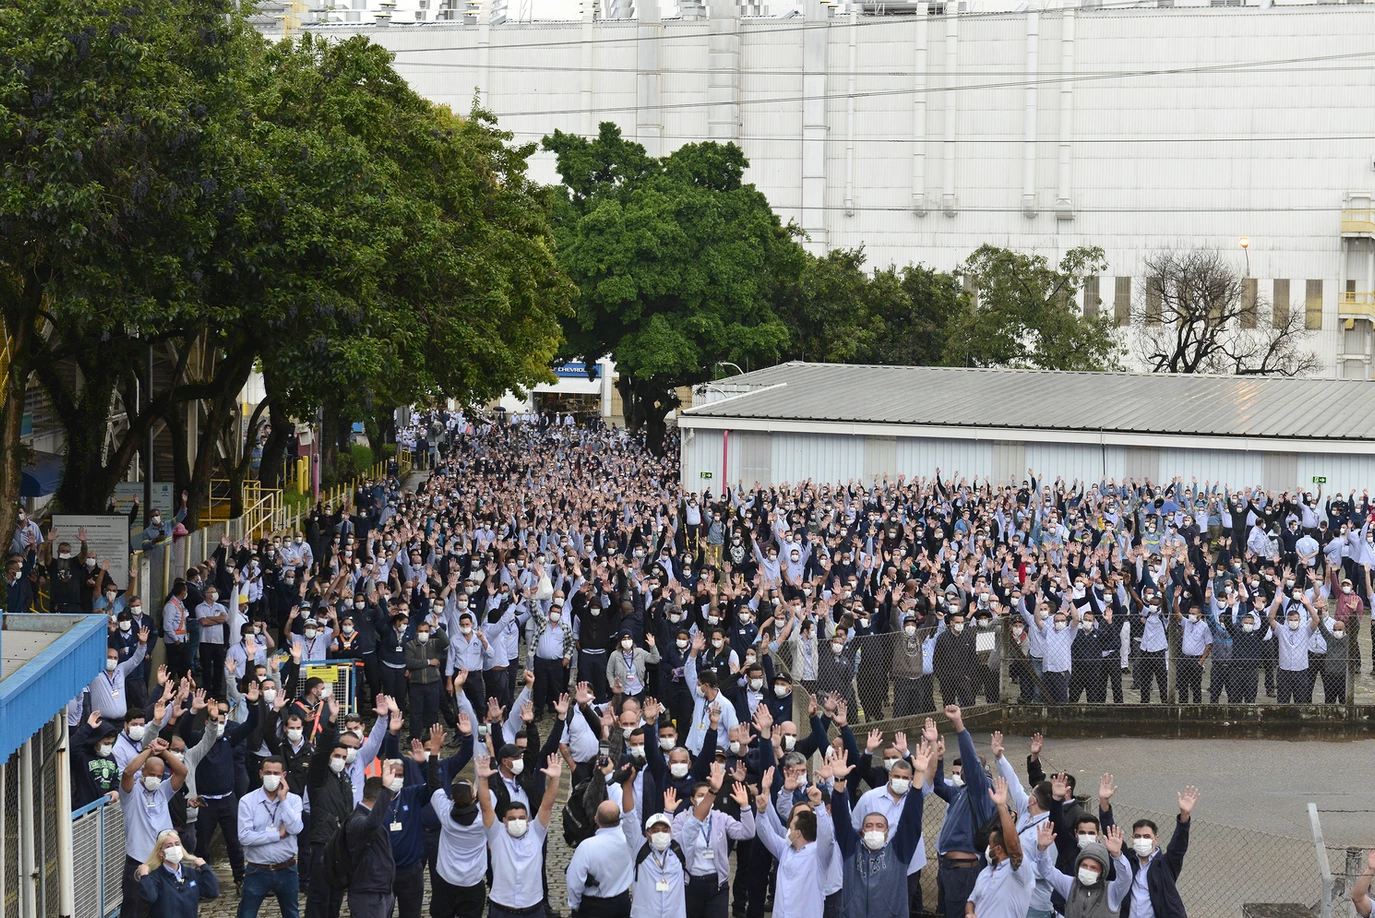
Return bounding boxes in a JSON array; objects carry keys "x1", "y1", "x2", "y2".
[{"x1": 682, "y1": 363, "x2": 1375, "y2": 441}]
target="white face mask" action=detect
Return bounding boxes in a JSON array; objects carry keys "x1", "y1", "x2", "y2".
[
  {"x1": 1077, "y1": 866, "x2": 1100, "y2": 885},
  {"x1": 128, "y1": 725, "x2": 146, "y2": 742},
  {"x1": 628, "y1": 745, "x2": 645, "y2": 760},
  {"x1": 286, "y1": 728, "x2": 304, "y2": 744},
  {"x1": 460, "y1": 625, "x2": 473, "y2": 636},
  {"x1": 888, "y1": 777, "x2": 911, "y2": 795},
  {"x1": 509, "y1": 759, "x2": 525, "y2": 776},
  {"x1": 105, "y1": 658, "x2": 119, "y2": 672},
  {"x1": 1133, "y1": 838, "x2": 1154, "y2": 858},
  {"x1": 262, "y1": 774, "x2": 282, "y2": 793},
  {"x1": 782, "y1": 735, "x2": 796, "y2": 751},
  {"x1": 304, "y1": 628, "x2": 317, "y2": 640},
  {"x1": 649, "y1": 830, "x2": 672, "y2": 851},
  {"x1": 774, "y1": 684, "x2": 789, "y2": 698},
  {"x1": 949, "y1": 773, "x2": 965, "y2": 788},
  {"x1": 904, "y1": 625, "x2": 918, "y2": 637},
  {"x1": 621, "y1": 640, "x2": 634, "y2": 651},
  {"x1": 676, "y1": 638, "x2": 689, "y2": 650},
  {"x1": 342, "y1": 624, "x2": 355, "y2": 635},
  {"x1": 162, "y1": 845, "x2": 184, "y2": 865},
  {"x1": 345, "y1": 748, "x2": 358, "y2": 765},
  {"x1": 711, "y1": 639, "x2": 724, "y2": 650},
  {"x1": 388, "y1": 777, "x2": 405, "y2": 794},
  {"x1": 749, "y1": 678, "x2": 763, "y2": 691},
  {"x1": 263, "y1": 689, "x2": 277, "y2": 704},
  {"x1": 1288, "y1": 620, "x2": 1301, "y2": 631},
  {"x1": 506, "y1": 818, "x2": 529, "y2": 838},
  {"x1": 417, "y1": 632, "x2": 430, "y2": 644},
  {"x1": 831, "y1": 642, "x2": 845, "y2": 654},
  {"x1": 862, "y1": 830, "x2": 886, "y2": 850},
  {"x1": 143, "y1": 775, "x2": 163, "y2": 792},
  {"x1": 550, "y1": 613, "x2": 561, "y2": 624},
  {"x1": 670, "y1": 762, "x2": 691, "y2": 778},
  {"x1": 97, "y1": 744, "x2": 114, "y2": 758},
  {"x1": 1077, "y1": 832, "x2": 1096, "y2": 849},
  {"x1": 330, "y1": 758, "x2": 346, "y2": 774}
]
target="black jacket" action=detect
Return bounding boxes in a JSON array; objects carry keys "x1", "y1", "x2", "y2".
[
  {"x1": 345, "y1": 787, "x2": 397, "y2": 894},
  {"x1": 1122, "y1": 816, "x2": 1190, "y2": 918},
  {"x1": 306, "y1": 721, "x2": 354, "y2": 845}
]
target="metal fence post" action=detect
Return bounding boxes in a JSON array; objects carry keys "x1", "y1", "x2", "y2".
[{"x1": 1310, "y1": 803, "x2": 1334, "y2": 918}]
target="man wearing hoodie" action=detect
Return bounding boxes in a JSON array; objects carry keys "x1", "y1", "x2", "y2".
[{"x1": 1033, "y1": 821, "x2": 1133, "y2": 917}]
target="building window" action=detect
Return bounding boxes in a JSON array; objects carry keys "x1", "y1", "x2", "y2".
[
  {"x1": 1240, "y1": 277, "x2": 1257, "y2": 329},
  {"x1": 1114, "y1": 276, "x2": 1131, "y2": 326},
  {"x1": 1082, "y1": 276, "x2": 1100, "y2": 318},
  {"x1": 1305, "y1": 279, "x2": 1323, "y2": 330},
  {"x1": 1273, "y1": 279, "x2": 1290, "y2": 328},
  {"x1": 1145, "y1": 277, "x2": 1163, "y2": 327}
]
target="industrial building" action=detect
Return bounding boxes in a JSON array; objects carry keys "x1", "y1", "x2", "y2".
[
  {"x1": 314, "y1": 0, "x2": 1375, "y2": 379},
  {"x1": 678, "y1": 362, "x2": 1375, "y2": 492}
]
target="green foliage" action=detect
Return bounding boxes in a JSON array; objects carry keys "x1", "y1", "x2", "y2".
[
  {"x1": 545, "y1": 123, "x2": 805, "y2": 446},
  {"x1": 951, "y1": 245, "x2": 1121, "y2": 371},
  {"x1": 350, "y1": 443, "x2": 375, "y2": 475}
]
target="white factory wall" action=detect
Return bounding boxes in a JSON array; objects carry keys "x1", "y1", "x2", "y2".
[
  {"x1": 679, "y1": 427, "x2": 1375, "y2": 494},
  {"x1": 323, "y1": 5, "x2": 1375, "y2": 377}
]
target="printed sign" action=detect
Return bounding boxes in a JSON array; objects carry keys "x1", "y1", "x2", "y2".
[{"x1": 50, "y1": 514, "x2": 131, "y2": 589}]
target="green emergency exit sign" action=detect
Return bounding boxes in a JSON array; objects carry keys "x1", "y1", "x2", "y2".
[
  {"x1": 1312, "y1": 476, "x2": 1327, "y2": 484},
  {"x1": 700, "y1": 471, "x2": 713, "y2": 479}
]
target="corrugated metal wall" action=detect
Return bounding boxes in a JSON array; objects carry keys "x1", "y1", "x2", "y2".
[
  {"x1": 772, "y1": 433, "x2": 865, "y2": 486},
  {"x1": 681, "y1": 428, "x2": 1375, "y2": 495},
  {"x1": 682, "y1": 428, "x2": 724, "y2": 493},
  {"x1": 895, "y1": 437, "x2": 994, "y2": 479}
]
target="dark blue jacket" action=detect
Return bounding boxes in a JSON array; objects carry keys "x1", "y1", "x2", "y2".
[
  {"x1": 184, "y1": 707, "x2": 259, "y2": 797},
  {"x1": 138, "y1": 862, "x2": 220, "y2": 917},
  {"x1": 1122, "y1": 816, "x2": 1190, "y2": 918}
]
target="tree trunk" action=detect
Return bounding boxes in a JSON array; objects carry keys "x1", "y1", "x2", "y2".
[
  {"x1": 256, "y1": 393, "x2": 291, "y2": 491},
  {"x1": 625, "y1": 377, "x2": 676, "y2": 457},
  {"x1": 0, "y1": 291, "x2": 36, "y2": 553}
]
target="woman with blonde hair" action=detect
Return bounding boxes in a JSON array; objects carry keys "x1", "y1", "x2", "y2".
[{"x1": 136, "y1": 829, "x2": 220, "y2": 917}]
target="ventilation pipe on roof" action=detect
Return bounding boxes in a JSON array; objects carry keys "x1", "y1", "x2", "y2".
[{"x1": 1021, "y1": 10, "x2": 1038, "y2": 217}]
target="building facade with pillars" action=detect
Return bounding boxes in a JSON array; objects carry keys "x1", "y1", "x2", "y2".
[{"x1": 312, "y1": 1, "x2": 1375, "y2": 378}]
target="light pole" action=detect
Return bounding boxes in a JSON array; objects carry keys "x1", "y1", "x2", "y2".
[
  {"x1": 1239, "y1": 237, "x2": 1250, "y2": 276},
  {"x1": 714, "y1": 361, "x2": 744, "y2": 378}
]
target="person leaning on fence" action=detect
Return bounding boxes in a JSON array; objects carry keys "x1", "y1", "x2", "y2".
[{"x1": 1119, "y1": 787, "x2": 1198, "y2": 918}]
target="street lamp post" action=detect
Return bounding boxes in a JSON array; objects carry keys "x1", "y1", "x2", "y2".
[{"x1": 1239, "y1": 237, "x2": 1251, "y2": 277}]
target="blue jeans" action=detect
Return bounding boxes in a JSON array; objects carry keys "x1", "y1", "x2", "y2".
[{"x1": 237, "y1": 863, "x2": 300, "y2": 918}]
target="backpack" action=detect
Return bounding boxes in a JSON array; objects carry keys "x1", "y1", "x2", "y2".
[
  {"x1": 322, "y1": 818, "x2": 366, "y2": 890},
  {"x1": 561, "y1": 776, "x2": 609, "y2": 848},
  {"x1": 972, "y1": 805, "x2": 1005, "y2": 856}
]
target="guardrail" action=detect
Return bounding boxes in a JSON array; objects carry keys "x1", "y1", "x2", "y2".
[{"x1": 71, "y1": 795, "x2": 124, "y2": 918}]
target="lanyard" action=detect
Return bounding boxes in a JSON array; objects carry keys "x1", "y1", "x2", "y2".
[
  {"x1": 699, "y1": 815, "x2": 712, "y2": 849},
  {"x1": 262, "y1": 798, "x2": 281, "y2": 825}
]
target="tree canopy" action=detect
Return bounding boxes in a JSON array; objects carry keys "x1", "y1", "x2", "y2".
[
  {"x1": 544, "y1": 123, "x2": 804, "y2": 450},
  {"x1": 0, "y1": 0, "x2": 570, "y2": 539}
]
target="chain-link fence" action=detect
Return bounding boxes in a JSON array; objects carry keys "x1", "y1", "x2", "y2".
[
  {"x1": 1, "y1": 716, "x2": 64, "y2": 918},
  {"x1": 72, "y1": 795, "x2": 124, "y2": 918}
]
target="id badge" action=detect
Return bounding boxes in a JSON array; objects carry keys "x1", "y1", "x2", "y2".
[
  {"x1": 656, "y1": 881, "x2": 670, "y2": 892},
  {"x1": 702, "y1": 849, "x2": 714, "y2": 860},
  {"x1": 390, "y1": 821, "x2": 403, "y2": 832}
]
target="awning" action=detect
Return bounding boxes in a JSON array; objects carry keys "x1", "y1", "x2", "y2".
[{"x1": 20, "y1": 451, "x2": 63, "y2": 498}]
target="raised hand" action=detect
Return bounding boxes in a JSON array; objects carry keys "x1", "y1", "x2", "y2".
[
  {"x1": 988, "y1": 774, "x2": 1009, "y2": 808},
  {"x1": 541, "y1": 753, "x2": 562, "y2": 780},
  {"x1": 1099, "y1": 773, "x2": 1117, "y2": 803},
  {"x1": 893, "y1": 731, "x2": 909, "y2": 758},
  {"x1": 663, "y1": 786, "x2": 680, "y2": 814},
  {"x1": 865, "y1": 728, "x2": 883, "y2": 754},
  {"x1": 1029, "y1": 732, "x2": 1043, "y2": 758},
  {"x1": 1050, "y1": 772, "x2": 1068, "y2": 801},
  {"x1": 1177, "y1": 786, "x2": 1199, "y2": 819},
  {"x1": 474, "y1": 754, "x2": 494, "y2": 779},
  {"x1": 708, "y1": 761, "x2": 726, "y2": 793},
  {"x1": 1104, "y1": 824, "x2": 1124, "y2": 858},
  {"x1": 643, "y1": 696, "x2": 661, "y2": 723},
  {"x1": 553, "y1": 693, "x2": 570, "y2": 718},
  {"x1": 457, "y1": 712, "x2": 472, "y2": 736},
  {"x1": 1037, "y1": 818, "x2": 1056, "y2": 851},
  {"x1": 806, "y1": 783, "x2": 823, "y2": 807},
  {"x1": 375, "y1": 695, "x2": 392, "y2": 716},
  {"x1": 989, "y1": 730, "x2": 1005, "y2": 760},
  {"x1": 731, "y1": 782, "x2": 751, "y2": 809}
]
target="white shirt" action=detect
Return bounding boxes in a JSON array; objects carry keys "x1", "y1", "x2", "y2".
[
  {"x1": 622, "y1": 815, "x2": 687, "y2": 918},
  {"x1": 237, "y1": 788, "x2": 304, "y2": 864},
  {"x1": 966, "y1": 854, "x2": 1037, "y2": 918},
  {"x1": 122, "y1": 779, "x2": 178, "y2": 861},
  {"x1": 567, "y1": 824, "x2": 635, "y2": 909},
  {"x1": 1131, "y1": 848, "x2": 1159, "y2": 918},
  {"x1": 430, "y1": 786, "x2": 488, "y2": 887},
  {"x1": 756, "y1": 803, "x2": 833, "y2": 918},
  {"x1": 487, "y1": 818, "x2": 549, "y2": 909}
]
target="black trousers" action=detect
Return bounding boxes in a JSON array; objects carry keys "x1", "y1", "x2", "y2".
[
  {"x1": 393, "y1": 862, "x2": 425, "y2": 918},
  {"x1": 1233, "y1": 662, "x2": 1260, "y2": 702},
  {"x1": 1208, "y1": 659, "x2": 1232, "y2": 703},
  {"x1": 578, "y1": 651, "x2": 610, "y2": 703},
  {"x1": 200, "y1": 642, "x2": 228, "y2": 698},
  {"x1": 1322, "y1": 670, "x2": 1347, "y2": 704},
  {"x1": 1103, "y1": 657, "x2": 1124, "y2": 704},
  {"x1": 744, "y1": 846, "x2": 775, "y2": 918},
  {"x1": 408, "y1": 680, "x2": 443, "y2": 741},
  {"x1": 431, "y1": 875, "x2": 486, "y2": 918},
  {"x1": 305, "y1": 840, "x2": 345, "y2": 918},
  {"x1": 533, "y1": 656, "x2": 568, "y2": 715},
  {"x1": 195, "y1": 794, "x2": 244, "y2": 881},
  {"x1": 1177, "y1": 655, "x2": 1204, "y2": 704},
  {"x1": 122, "y1": 855, "x2": 148, "y2": 918},
  {"x1": 485, "y1": 667, "x2": 513, "y2": 712},
  {"x1": 907, "y1": 868, "x2": 925, "y2": 917},
  {"x1": 382, "y1": 665, "x2": 408, "y2": 710},
  {"x1": 166, "y1": 641, "x2": 192, "y2": 680},
  {"x1": 731, "y1": 838, "x2": 756, "y2": 913},
  {"x1": 579, "y1": 891, "x2": 631, "y2": 918},
  {"x1": 1277, "y1": 668, "x2": 1307, "y2": 704},
  {"x1": 686, "y1": 874, "x2": 729, "y2": 918},
  {"x1": 1136, "y1": 650, "x2": 1168, "y2": 703},
  {"x1": 1041, "y1": 670, "x2": 1069, "y2": 704}
]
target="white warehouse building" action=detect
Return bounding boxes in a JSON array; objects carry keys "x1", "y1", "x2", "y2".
[
  {"x1": 677, "y1": 362, "x2": 1375, "y2": 492},
  {"x1": 318, "y1": 1, "x2": 1375, "y2": 378}
]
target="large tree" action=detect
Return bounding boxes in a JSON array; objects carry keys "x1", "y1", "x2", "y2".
[
  {"x1": 545, "y1": 124, "x2": 805, "y2": 451},
  {"x1": 1133, "y1": 248, "x2": 1318, "y2": 376},
  {"x1": 951, "y1": 245, "x2": 1121, "y2": 371}
]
